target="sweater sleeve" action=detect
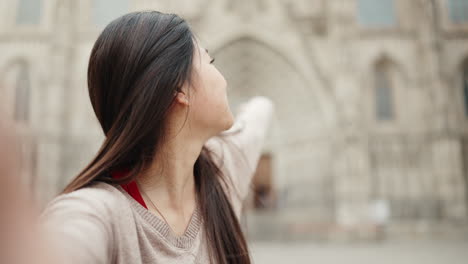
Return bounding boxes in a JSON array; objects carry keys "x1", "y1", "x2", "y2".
[
  {"x1": 205, "y1": 96, "x2": 275, "y2": 217},
  {"x1": 39, "y1": 188, "x2": 114, "y2": 264}
]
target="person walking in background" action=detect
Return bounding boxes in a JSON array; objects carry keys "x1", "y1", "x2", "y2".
[{"x1": 38, "y1": 10, "x2": 274, "y2": 264}]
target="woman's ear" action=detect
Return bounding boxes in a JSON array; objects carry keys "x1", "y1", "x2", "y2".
[{"x1": 174, "y1": 91, "x2": 190, "y2": 106}]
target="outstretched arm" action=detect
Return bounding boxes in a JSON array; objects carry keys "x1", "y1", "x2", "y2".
[
  {"x1": 0, "y1": 120, "x2": 112, "y2": 264},
  {"x1": 205, "y1": 96, "x2": 275, "y2": 216},
  {"x1": 0, "y1": 121, "x2": 62, "y2": 264}
]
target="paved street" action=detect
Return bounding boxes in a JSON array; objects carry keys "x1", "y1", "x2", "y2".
[{"x1": 250, "y1": 240, "x2": 468, "y2": 264}]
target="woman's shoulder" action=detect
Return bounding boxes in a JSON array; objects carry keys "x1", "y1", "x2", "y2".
[
  {"x1": 39, "y1": 182, "x2": 122, "y2": 264},
  {"x1": 40, "y1": 182, "x2": 128, "y2": 222}
]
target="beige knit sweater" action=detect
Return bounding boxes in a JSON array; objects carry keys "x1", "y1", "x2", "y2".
[{"x1": 39, "y1": 96, "x2": 274, "y2": 264}]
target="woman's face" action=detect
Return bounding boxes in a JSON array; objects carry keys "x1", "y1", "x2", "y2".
[{"x1": 186, "y1": 41, "x2": 234, "y2": 138}]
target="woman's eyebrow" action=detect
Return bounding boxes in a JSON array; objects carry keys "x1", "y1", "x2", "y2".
[{"x1": 205, "y1": 48, "x2": 209, "y2": 54}]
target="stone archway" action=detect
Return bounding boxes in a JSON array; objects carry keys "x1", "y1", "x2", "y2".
[{"x1": 213, "y1": 37, "x2": 335, "y2": 223}]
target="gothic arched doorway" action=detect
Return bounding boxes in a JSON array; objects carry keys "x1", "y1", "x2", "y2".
[{"x1": 213, "y1": 37, "x2": 335, "y2": 238}]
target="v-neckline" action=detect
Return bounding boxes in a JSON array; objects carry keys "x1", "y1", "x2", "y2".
[{"x1": 115, "y1": 184, "x2": 202, "y2": 249}]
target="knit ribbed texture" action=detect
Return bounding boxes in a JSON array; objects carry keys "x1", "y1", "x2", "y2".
[{"x1": 116, "y1": 184, "x2": 202, "y2": 249}]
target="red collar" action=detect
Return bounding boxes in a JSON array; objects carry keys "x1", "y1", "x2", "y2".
[{"x1": 111, "y1": 169, "x2": 148, "y2": 209}]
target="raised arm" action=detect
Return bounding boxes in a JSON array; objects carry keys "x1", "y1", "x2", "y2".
[{"x1": 205, "y1": 96, "x2": 275, "y2": 216}]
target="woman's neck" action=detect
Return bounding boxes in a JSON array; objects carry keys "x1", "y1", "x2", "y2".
[{"x1": 136, "y1": 128, "x2": 204, "y2": 214}]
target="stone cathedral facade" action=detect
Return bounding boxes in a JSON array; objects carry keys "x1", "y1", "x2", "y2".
[{"x1": 1, "y1": 0, "x2": 468, "y2": 240}]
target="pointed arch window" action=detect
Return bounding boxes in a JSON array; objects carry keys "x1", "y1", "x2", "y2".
[
  {"x1": 462, "y1": 59, "x2": 468, "y2": 117},
  {"x1": 448, "y1": 0, "x2": 468, "y2": 24},
  {"x1": 357, "y1": 0, "x2": 396, "y2": 27},
  {"x1": 14, "y1": 63, "x2": 31, "y2": 122},
  {"x1": 16, "y1": 0, "x2": 42, "y2": 25},
  {"x1": 374, "y1": 61, "x2": 395, "y2": 121},
  {"x1": 92, "y1": 0, "x2": 130, "y2": 27}
]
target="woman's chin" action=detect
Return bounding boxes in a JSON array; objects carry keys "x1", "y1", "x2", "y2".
[
  {"x1": 214, "y1": 116, "x2": 234, "y2": 135},
  {"x1": 225, "y1": 113, "x2": 235, "y2": 130}
]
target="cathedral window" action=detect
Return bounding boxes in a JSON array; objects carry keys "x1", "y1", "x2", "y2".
[
  {"x1": 92, "y1": 0, "x2": 130, "y2": 27},
  {"x1": 16, "y1": 0, "x2": 42, "y2": 25},
  {"x1": 374, "y1": 61, "x2": 395, "y2": 121},
  {"x1": 448, "y1": 0, "x2": 468, "y2": 24},
  {"x1": 14, "y1": 62, "x2": 31, "y2": 122},
  {"x1": 357, "y1": 0, "x2": 396, "y2": 27},
  {"x1": 462, "y1": 59, "x2": 468, "y2": 117}
]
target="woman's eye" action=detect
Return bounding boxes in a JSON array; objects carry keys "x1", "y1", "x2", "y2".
[{"x1": 210, "y1": 58, "x2": 215, "y2": 64}]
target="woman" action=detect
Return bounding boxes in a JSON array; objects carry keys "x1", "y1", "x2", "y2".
[{"x1": 40, "y1": 10, "x2": 274, "y2": 264}]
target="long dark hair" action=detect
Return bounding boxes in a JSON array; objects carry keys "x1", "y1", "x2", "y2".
[{"x1": 62, "y1": 11, "x2": 251, "y2": 264}]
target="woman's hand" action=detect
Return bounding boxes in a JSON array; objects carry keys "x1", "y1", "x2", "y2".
[{"x1": 0, "y1": 119, "x2": 60, "y2": 264}]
